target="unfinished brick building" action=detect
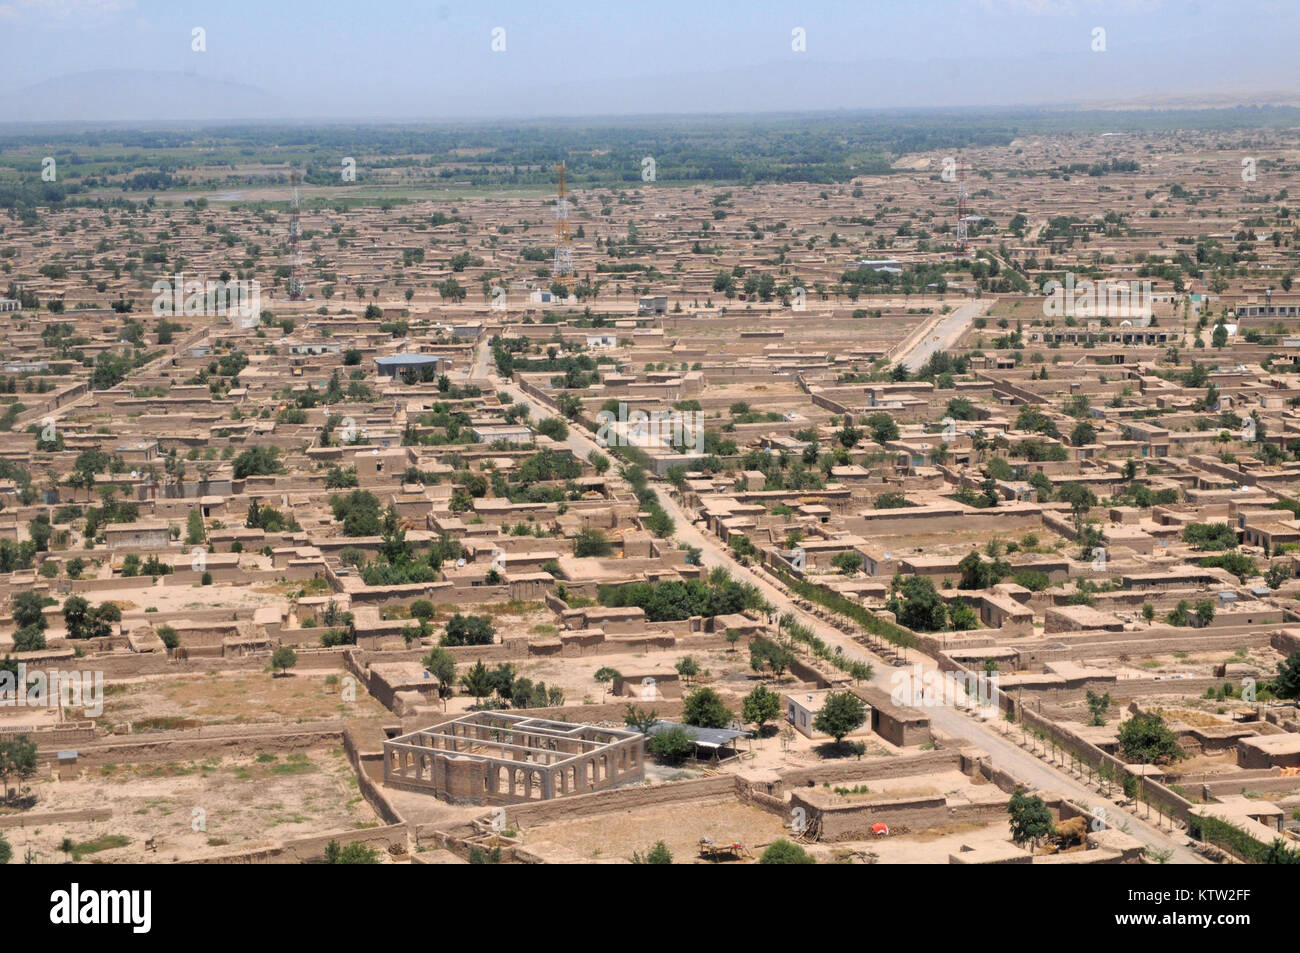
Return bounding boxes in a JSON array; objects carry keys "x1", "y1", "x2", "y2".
[{"x1": 383, "y1": 712, "x2": 645, "y2": 804}]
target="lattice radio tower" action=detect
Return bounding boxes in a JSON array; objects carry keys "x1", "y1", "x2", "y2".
[
  {"x1": 955, "y1": 158, "x2": 969, "y2": 255},
  {"x1": 552, "y1": 162, "x2": 574, "y2": 278},
  {"x1": 288, "y1": 169, "x2": 305, "y2": 300}
]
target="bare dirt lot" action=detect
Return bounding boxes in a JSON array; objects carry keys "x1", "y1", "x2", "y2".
[
  {"x1": 97, "y1": 669, "x2": 390, "y2": 732},
  {"x1": 2, "y1": 745, "x2": 380, "y2": 863},
  {"x1": 521, "y1": 797, "x2": 790, "y2": 862}
]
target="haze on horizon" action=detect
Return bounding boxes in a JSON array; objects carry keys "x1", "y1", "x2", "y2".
[{"x1": 0, "y1": 0, "x2": 1297, "y2": 123}]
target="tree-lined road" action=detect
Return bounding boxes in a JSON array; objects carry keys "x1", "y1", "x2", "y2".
[{"x1": 476, "y1": 338, "x2": 1203, "y2": 862}]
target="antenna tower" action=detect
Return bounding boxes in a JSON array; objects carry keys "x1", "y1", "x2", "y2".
[
  {"x1": 288, "y1": 170, "x2": 305, "y2": 300},
  {"x1": 553, "y1": 162, "x2": 573, "y2": 278},
  {"x1": 955, "y1": 159, "x2": 969, "y2": 255}
]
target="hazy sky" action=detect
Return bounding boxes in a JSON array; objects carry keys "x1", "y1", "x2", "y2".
[{"x1": 1, "y1": 0, "x2": 1297, "y2": 120}]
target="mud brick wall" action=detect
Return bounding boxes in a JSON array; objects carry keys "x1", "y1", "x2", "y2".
[
  {"x1": 417, "y1": 773, "x2": 735, "y2": 837},
  {"x1": 792, "y1": 790, "x2": 1010, "y2": 842},
  {"x1": 780, "y1": 749, "x2": 965, "y2": 789},
  {"x1": 343, "y1": 729, "x2": 405, "y2": 826},
  {"x1": 66, "y1": 724, "x2": 345, "y2": 766},
  {"x1": 194, "y1": 823, "x2": 408, "y2": 864}
]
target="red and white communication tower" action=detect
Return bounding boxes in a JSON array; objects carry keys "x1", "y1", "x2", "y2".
[
  {"x1": 553, "y1": 162, "x2": 573, "y2": 278},
  {"x1": 288, "y1": 169, "x2": 305, "y2": 300},
  {"x1": 954, "y1": 159, "x2": 969, "y2": 255}
]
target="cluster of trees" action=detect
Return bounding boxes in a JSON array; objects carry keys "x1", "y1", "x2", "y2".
[
  {"x1": 329, "y1": 490, "x2": 384, "y2": 537},
  {"x1": 11, "y1": 592, "x2": 49, "y2": 651},
  {"x1": 245, "y1": 499, "x2": 299, "y2": 533},
  {"x1": 120, "y1": 553, "x2": 172, "y2": 578},
  {"x1": 886, "y1": 575, "x2": 973, "y2": 632},
  {"x1": 322, "y1": 839, "x2": 379, "y2": 864},
  {"x1": 15, "y1": 586, "x2": 120, "y2": 644},
  {"x1": 330, "y1": 501, "x2": 462, "y2": 587},
  {"x1": 1117, "y1": 711, "x2": 1183, "y2": 765},
  {"x1": 749, "y1": 637, "x2": 796, "y2": 678},
  {"x1": 232, "y1": 446, "x2": 283, "y2": 480},
  {"x1": 573, "y1": 528, "x2": 612, "y2": 558},
  {"x1": 1182, "y1": 522, "x2": 1238, "y2": 551},
  {"x1": 62, "y1": 596, "x2": 122, "y2": 640},
  {"x1": 0, "y1": 734, "x2": 37, "y2": 805},
  {"x1": 597, "y1": 573, "x2": 767, "y2": 622},
  {"x1": 440, "y1": 613, "x2": 495, "y2": 647},
  {"x1": 454, "y1": 658, "x2": 564, "y2": 709},
  {"x1": 957, "y1": 551, "x2": 1011, "y2": 590}
]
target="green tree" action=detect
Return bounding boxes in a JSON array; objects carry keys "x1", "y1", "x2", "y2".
[
  {"x1": 0, "y1": 735, "x2": 37, "y2": 802},
  {"x1": 574, "y1": 528, "x2": 612, "y2": 558},
  {"x1": 749, "y1": 637, "x2": 795, "y2": 677},
  {"x1": 1273, "y1": 652, "x2": 1300, "y2": 701},
  {"x1": 441, "y1": 613, "x2": 495, "y2": 647},
  {"x1": 460, "y1": 660, "x2": 495, "y2": 706},
  {"x1": 185, "y1": 508, "x2": 205, "y2": 545},
  {"x1": 682, "y1": 687, "x2": 732, "y2": 729},
  {"x1": 812, "y1": 691, "x2": 867, "y2": 748},
  {"x1": 12, "y1": 591, "x2": 47, "y2": 631},
  {"x1": 323, "y1": 839, "x2": 381, "y2": 864},
  {"x1": 422, "y1": 647, "x2": 457, "y2": 700},
  {"x1": 1192, "y1": 599, "x2": 1216, "y2": 627},
  {"x1": 62, "y1": 596, "x2": 120, "y2": 640},
  {"x1": 674, "y1": 656, "x2": 700, "y2": 687},
  {"x1": 759, "y1": 839, "x2": 815, "y2": 864},
  {"x1": 27, "y1": 516, "x2": 51, "y2": 553},
  {"x1": 1181, "y1": 522, "x2": 1237, "y2": 551},
  {"x1": 648, "y1": 725, "x2": 695, "y2": 764},
  {"x1": 231, "y1": 445, "x2": 282, "y2": 479},
  {"x1": 12, "y1": 626, "x2": 45, "y2": 652},
  {"x1": 866, "y1": 412, "x2": 899, "y2": 444},
  {"x1": 593, "y1": 666, "x2": 620, "y2": 701},
  {"x1": 632, "y1": 841, "x2": 673, "y2": 864},
  {"x1": 271, "y1": 646, "x2": 297, "y2": 676},
  {"x1": 1057, "y1": 482, "x2": 1098, "y2": 540},
  {"x1": 1118, "y1": 711, "x2": 1182, "y2": 765},
  {"x1": 1263, "y1": 838, "x2": 1300, "y2": 865},
  {"x1": 885, "y1": 575, "x2": 948, "y2": 632},
  {"x1": 535, "y1": 417, "x2": 568, "y2": 441},
  {"x1": 1085, "y1": 690, "x2": 1112, "y2": 726},
  {"x1": 623, "y1": 704, "x2": 660, "y2": 734},
  {"x1": 741, "y1": 684, "x2": 782, "y2": 735},
  {"x1": 831, "y1": 551, "x2": 863, "y2": 575},
  {"x1": 1007, "y1": 788, "x2": 1053, "y2": 848}
]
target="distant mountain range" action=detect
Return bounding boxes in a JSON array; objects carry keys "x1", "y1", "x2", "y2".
[
  {"x1": 5, "y1": 70, "x2": 285, "y2": 123},
  {"x1": 3, "y1": 63, "x2": 1300, "y2": 125}
]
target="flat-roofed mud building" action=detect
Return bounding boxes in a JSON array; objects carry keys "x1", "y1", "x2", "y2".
[{"x1": 383, "y1": 712, "x2": 645, "y2": 804}]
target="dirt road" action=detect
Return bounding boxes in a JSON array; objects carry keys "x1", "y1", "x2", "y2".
[{"x1": 481, "y1": 344, "x2": 1205, "y2": 863}]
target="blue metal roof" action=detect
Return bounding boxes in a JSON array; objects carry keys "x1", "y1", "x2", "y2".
[
  {"x1": 644, "y1": 720, "x2": 749, "y2": 748},
  {"x1": 375, "y1": 353, "x2": 443, "y2": 366}
]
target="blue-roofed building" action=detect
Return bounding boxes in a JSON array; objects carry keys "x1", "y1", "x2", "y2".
[{"x1": 375, "y1": 353, "x2": 448, "y2": 378}]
